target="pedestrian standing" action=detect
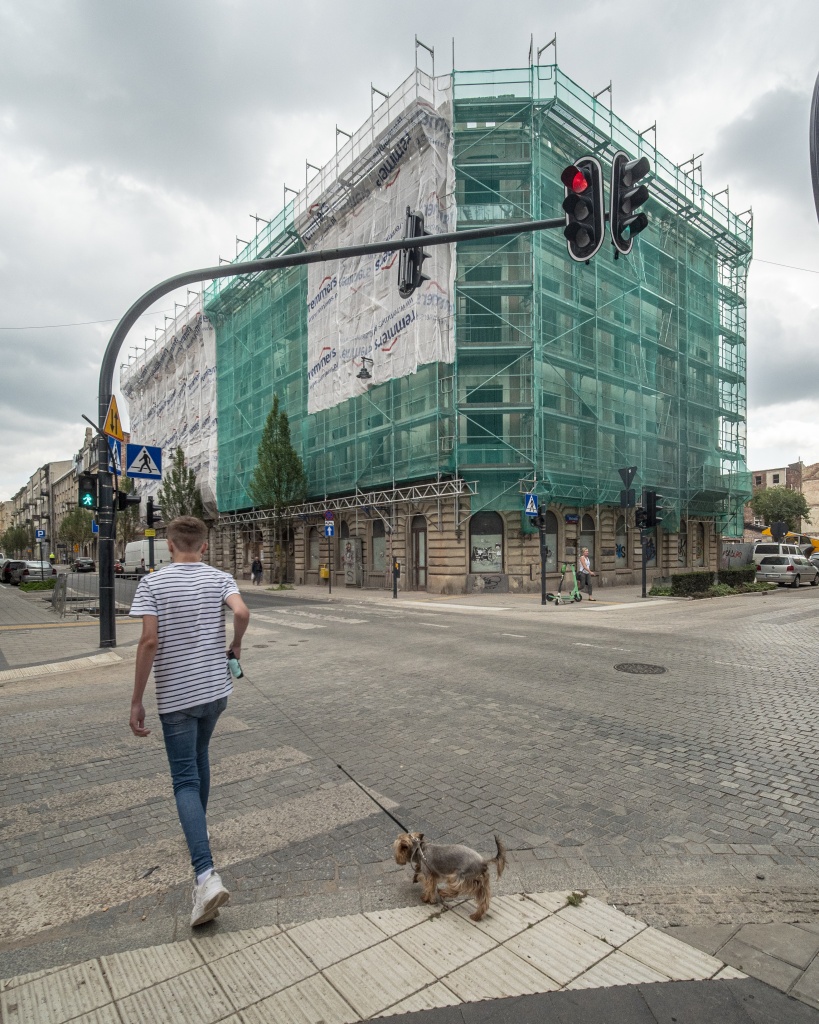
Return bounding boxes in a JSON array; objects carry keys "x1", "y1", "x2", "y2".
[
  {"x1": 578, "y1": 546, "x2": 596, "y2": 601},
  {"x1": 251, "y1": 556, "x2": 263, "y2": 586},
  {"x1": 128, "y1": 516, "x2": 250, "y2": 927}
]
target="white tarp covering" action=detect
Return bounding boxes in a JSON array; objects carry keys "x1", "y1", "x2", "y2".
[
  {"x1": 297, "y1": 90, "x2": 455, "y2": 413},
  {"x1": 120, "y1": 310, "x2": 218, "y2": 514}
]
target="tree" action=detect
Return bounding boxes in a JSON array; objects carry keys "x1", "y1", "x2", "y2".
[
  {"x1": 157, "y1": 448, "x2": 204, "y2": 522},
  {"x1": 59, "y1": 509, "x2": 94, "y2": 552},
  {"x1": 116, "y1": 476, "x2": 141, "y2": 551},
  {"x1": 2, "y1": 524, "x2": 31, "y2": 557},
  {"x1": 749, "y1": 486, "x2": 812, "y2": 533},
  {"x1": 248, "y1": 394, "x2": 307, "y2": 583}
]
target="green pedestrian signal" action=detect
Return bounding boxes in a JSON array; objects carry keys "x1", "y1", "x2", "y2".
[{"x1": 78, "y1": 472, "x2": 98, "y2": 510}]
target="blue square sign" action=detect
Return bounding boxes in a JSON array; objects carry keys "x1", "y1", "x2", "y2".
[
  {"x1": 524, "y1": 492, "x2": 539, "y2": 517},
  {"x1": 324, "y1": 523, "x2": 335, "y2": 537}
]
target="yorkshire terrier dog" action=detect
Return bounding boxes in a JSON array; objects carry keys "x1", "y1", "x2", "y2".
[{"x1": 393, "y1": 832, "x2": 507, "y2": 921}]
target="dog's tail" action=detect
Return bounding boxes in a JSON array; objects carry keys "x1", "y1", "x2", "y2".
[{"x1": 490, "y1": 834, "x2": 507, "y2": 878}]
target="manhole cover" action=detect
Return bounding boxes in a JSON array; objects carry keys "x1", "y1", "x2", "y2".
[{"x1": 614, "y1": 663, "x2": 667, "y2": 675}]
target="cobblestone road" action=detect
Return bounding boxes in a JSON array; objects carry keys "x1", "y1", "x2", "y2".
[{"x1": 3, "y1": 583, "x2": 819, "y2": 979}]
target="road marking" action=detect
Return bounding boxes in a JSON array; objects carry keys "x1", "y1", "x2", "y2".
[
  {"x1": 585, "y1": 600, "x2": 675, "y2": 610},
  {"x1": 398, "y1": 602, "x2": 511, "y2": 612},
  {"x1": 574, "y1": 643, "x2": 631, "y2": 651},
  {"x1": 280, "y1": 609, "x2": 368, "y2": 624},
  {"x1": 501, "y1": 633, "x2": 527, "y2": 638},
  {"x1": 252, "y1": 614, "x2": 324, "y2": 631},
  {"x1": 420, "y1": 622, "x2": 450, "y2": 628}
]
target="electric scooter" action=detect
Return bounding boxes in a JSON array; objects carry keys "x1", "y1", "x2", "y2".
[{"x1": 546, "y1": 563, "x2": 583, "y2": 605}]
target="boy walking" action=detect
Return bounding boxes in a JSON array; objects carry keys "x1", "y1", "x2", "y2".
[{"x1": 128, "y1": 516, "x2": 250, "y2": 926}]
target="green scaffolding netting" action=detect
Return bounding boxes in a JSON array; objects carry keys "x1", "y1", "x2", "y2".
[{"x1": 207, "y1": 64, "x2": 752, "y2": 536}]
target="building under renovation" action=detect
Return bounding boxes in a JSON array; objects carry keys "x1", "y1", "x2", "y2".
[{"x1": 132, "y1": 61, "x2": 753, "y2": 592}]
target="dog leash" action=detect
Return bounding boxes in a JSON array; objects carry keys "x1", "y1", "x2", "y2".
[{"x1": 335, "y1": 762, "x2": 411, "y2": 833}]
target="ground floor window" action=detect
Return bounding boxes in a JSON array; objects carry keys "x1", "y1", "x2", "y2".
[
  {"x1": 308, "y1": 526, "x2": 321, "y2": 570},
  {"x1": 615, "y1": 515, "x2": 627, "y2": 568},
  {"x1": 578, "y1": 513, "x2": 595, "y2": 567},
  {"x1": 644, "y1": 529, "x2": 658, "y2": 568},
  {"x1": 541, "y1": 510, "x2": 558, "y2": 573},
  {"x1": 372, "y1": 520, "x2": 387, "y2": 572},
  {"x1": 678, "y1": 520, "x2": 688, "y2": 567},
  {"x1": 693, "y1": 522, "x2": 705, "y2": 566},
  {"x1": 469, "y1": 511, "x2": 503, "y2": 573}
]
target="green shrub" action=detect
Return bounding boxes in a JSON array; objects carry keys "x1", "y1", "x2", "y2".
[
  {"x1": 717, "y1": 566, "x2": 756, "y2": 586},
  {"x1": 670, "y1": 571, "x2": 713, "y2": 596},
  {"x1": 20, "y1": 578, "x2": 56, "y2": 592},
  {"x1": 738, "y1": 581, "x2": 777, "y2": 592},
  {"x1": 648, "y1": 585, "x2": 672, "y2": 596}
]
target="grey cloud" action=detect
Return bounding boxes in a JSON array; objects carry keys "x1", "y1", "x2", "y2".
[
  {"x1": 747, "y1": 300, "x2": 819, "y2": 408},
  {"x1": 708, "y1": 87, "x2": 812, "y2": 195}
]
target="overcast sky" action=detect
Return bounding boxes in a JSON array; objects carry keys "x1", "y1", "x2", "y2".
[{"x1": 2, "y1": 0, "x2": 818, "y2": 500}]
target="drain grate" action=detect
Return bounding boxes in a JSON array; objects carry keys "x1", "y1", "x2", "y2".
[{"x1": 614, "y1": 663, "x2": 667, "y2": 675}]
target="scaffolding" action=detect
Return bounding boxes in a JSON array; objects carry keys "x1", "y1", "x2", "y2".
[{"x1": 206, "y1": 63, "x2": 751, "y2": 535}]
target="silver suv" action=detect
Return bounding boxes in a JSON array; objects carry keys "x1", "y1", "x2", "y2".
[{"x1": 755, "y1": 554, "x2": 819, "y2": 588}]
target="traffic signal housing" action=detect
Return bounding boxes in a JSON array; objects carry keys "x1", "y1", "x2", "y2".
[
  {"x1": 116, "y1": 491, "x2": 141, "y2": 513},
  {"x1": 397, "y1": 207, "x2": 431, "y2": 298},
  {"x1": 610, "y1": 151, "x2": 651, "y2": 255},
  {"x1": 644, "y1": 490, "x2": 663, "y2": 529},
  {"x1": 635, "y1": 506, "x2": 648, "y2": 529},
  {"x1": 78, "y1": 472, "x2": 98, "y2": 510},
  {"x1": 561, "y1": 156, "x2": 605, "y2": 262}
]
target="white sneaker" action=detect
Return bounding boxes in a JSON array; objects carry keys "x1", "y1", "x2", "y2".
[{"x1": 191, "y1": 871, "x2": 230, "y2": 927}]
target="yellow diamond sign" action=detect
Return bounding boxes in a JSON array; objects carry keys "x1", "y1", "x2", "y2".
[{"x1": 103, "y1": 395, "x2": 124, "y2": 441}]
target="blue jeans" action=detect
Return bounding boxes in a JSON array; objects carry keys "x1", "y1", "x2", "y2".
[{"x1": 159, "y1": 697, "x2": 227, "y2": 876}]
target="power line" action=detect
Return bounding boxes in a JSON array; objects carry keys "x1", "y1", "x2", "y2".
[
  {"x1": 0, "y1": 306, "x2": 176, "y2": 331},
  {"x1": 1, "y1": 256, "x2": 818, "y2": 331}
]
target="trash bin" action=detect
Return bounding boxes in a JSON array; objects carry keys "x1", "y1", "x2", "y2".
[{"x1": 319, "y1": 565, "x2": 330, "y2": 580}]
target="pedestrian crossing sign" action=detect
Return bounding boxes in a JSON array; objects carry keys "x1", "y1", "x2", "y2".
[
  {"x1": 524, "y1": 492, "x2": 539, "y2": 517},
  {"x1": 125, "y1": 443, "x2": 162, "y2": 480},
  {"x1": 103, "y1": 395, "x2": 124, "y2": 441}
]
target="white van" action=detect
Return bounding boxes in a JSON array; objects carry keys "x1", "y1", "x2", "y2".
[{"x1": 124, "y1": 539, "x2": 171, "y2": 574}]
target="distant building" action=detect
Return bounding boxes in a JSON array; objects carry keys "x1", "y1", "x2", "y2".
[{"x1": 743, "y1": 460, "x2": 819, "y2": 542}]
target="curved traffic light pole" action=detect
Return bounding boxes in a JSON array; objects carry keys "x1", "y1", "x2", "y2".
[{"x1": 97, "y1": 214, "x2": 565, "y2": 646}]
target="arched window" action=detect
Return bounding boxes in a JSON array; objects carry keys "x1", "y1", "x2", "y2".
[
  {"x1": 678, "y1": 520, "x2": 688, "y2": 567},
  {"x1": 615, "y1": 515, "x2": 627, "y2": 569},
  {"x1": 541, "y1": 510, "x2": 558, "y2": 573},
  {"x1": 469, "y1": 511, "x2": 504, "y2": 573},
  {"x1": 372, "y1": 520, "x2": 386, "y2": 572},
  {"x1": 308, "y1": 527, "x2": 320, "y2": 570},
  {"x1": 694, "y1": 522, "x2": 705, "y2": 567},
  {"x1": 578, "y1": 513, "x2": 595, "y2": 567},
  {"x1": 337, "y1": 520, "x2": 349, "y2": 569}
]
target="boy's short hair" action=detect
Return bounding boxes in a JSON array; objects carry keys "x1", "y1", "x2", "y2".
[{"x1": 167, "y1": 516, "x2": 208, "y2": 552}]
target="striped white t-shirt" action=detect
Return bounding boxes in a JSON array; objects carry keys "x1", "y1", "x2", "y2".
[{"x1": 129, "y1": 562, "x2": 240, "y2": 714}]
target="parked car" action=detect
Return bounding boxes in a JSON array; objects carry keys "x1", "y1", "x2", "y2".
[
  {"x1": 755, "y1": 554, "x2": 819, "y2": 588},
  {"x1": 10, "y1": 561, "x2": 57, "y2": 585},
  {"x1": 1, "y1": 559, "x2": 26, "y2": 584},
  {"x1": 752, "y1": 543, "x2": 803, "y2": 559},
  {"x1": 810, "y1": 553, "x2": 819, "y2": 573},
  {"x1": 72, "y1": 557, "x2": 96, "y2": 572}
]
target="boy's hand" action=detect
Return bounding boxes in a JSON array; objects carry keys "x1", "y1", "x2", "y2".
[
  {"x1": 130, "y1": 701, "x2": 151, "y2": 737},
  {"x1": 229, "y1": 642, "x2": 242, "y2": 659}
]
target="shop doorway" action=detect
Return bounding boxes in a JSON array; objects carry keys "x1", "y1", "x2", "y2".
[{"x1": 411, "y1": 515, "x2": 427, "y2": 590}]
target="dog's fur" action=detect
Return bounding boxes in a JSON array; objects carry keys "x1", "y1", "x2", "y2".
[{"x1": 393, "y1": 832, "x2": 506, "y2": 921}]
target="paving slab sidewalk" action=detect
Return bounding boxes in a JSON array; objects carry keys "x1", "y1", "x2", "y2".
[{"x1": 13, "y1": 891, "x2": 816, "y2": 1024}]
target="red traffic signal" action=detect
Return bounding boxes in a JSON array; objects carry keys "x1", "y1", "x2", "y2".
[
  {"x1": 561, "y1": 156, "x2": 605, "y2": 263},
  {"x1": 561, "y1": 165, "x2": 589, "y2": 194}
]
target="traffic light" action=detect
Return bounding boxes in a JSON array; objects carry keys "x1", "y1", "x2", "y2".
[
  {"x1": 644, "y1": 490, "x2": 663, "y2": 529},
  {"x1": 146, "y1": 497, "x2": 162, "y2": 528},
  {"x1": 397, "y1": 207, "x2": 430, "y2": 298},
  {"x1": 78, "y1": 472, "x2": 97, "y2": 510},
  {"x1": 561, "y1": 156, "x2": 605, "y2": 262},
  {"x1": 610, "y1": 151, "x2": 651, "y2": 256},
  {"x1": 116, "y1": 491, "x2": 141, "y2": 513},
  {"x1": 635, "y1": 506, "x2": 648, "y2": 529}
]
